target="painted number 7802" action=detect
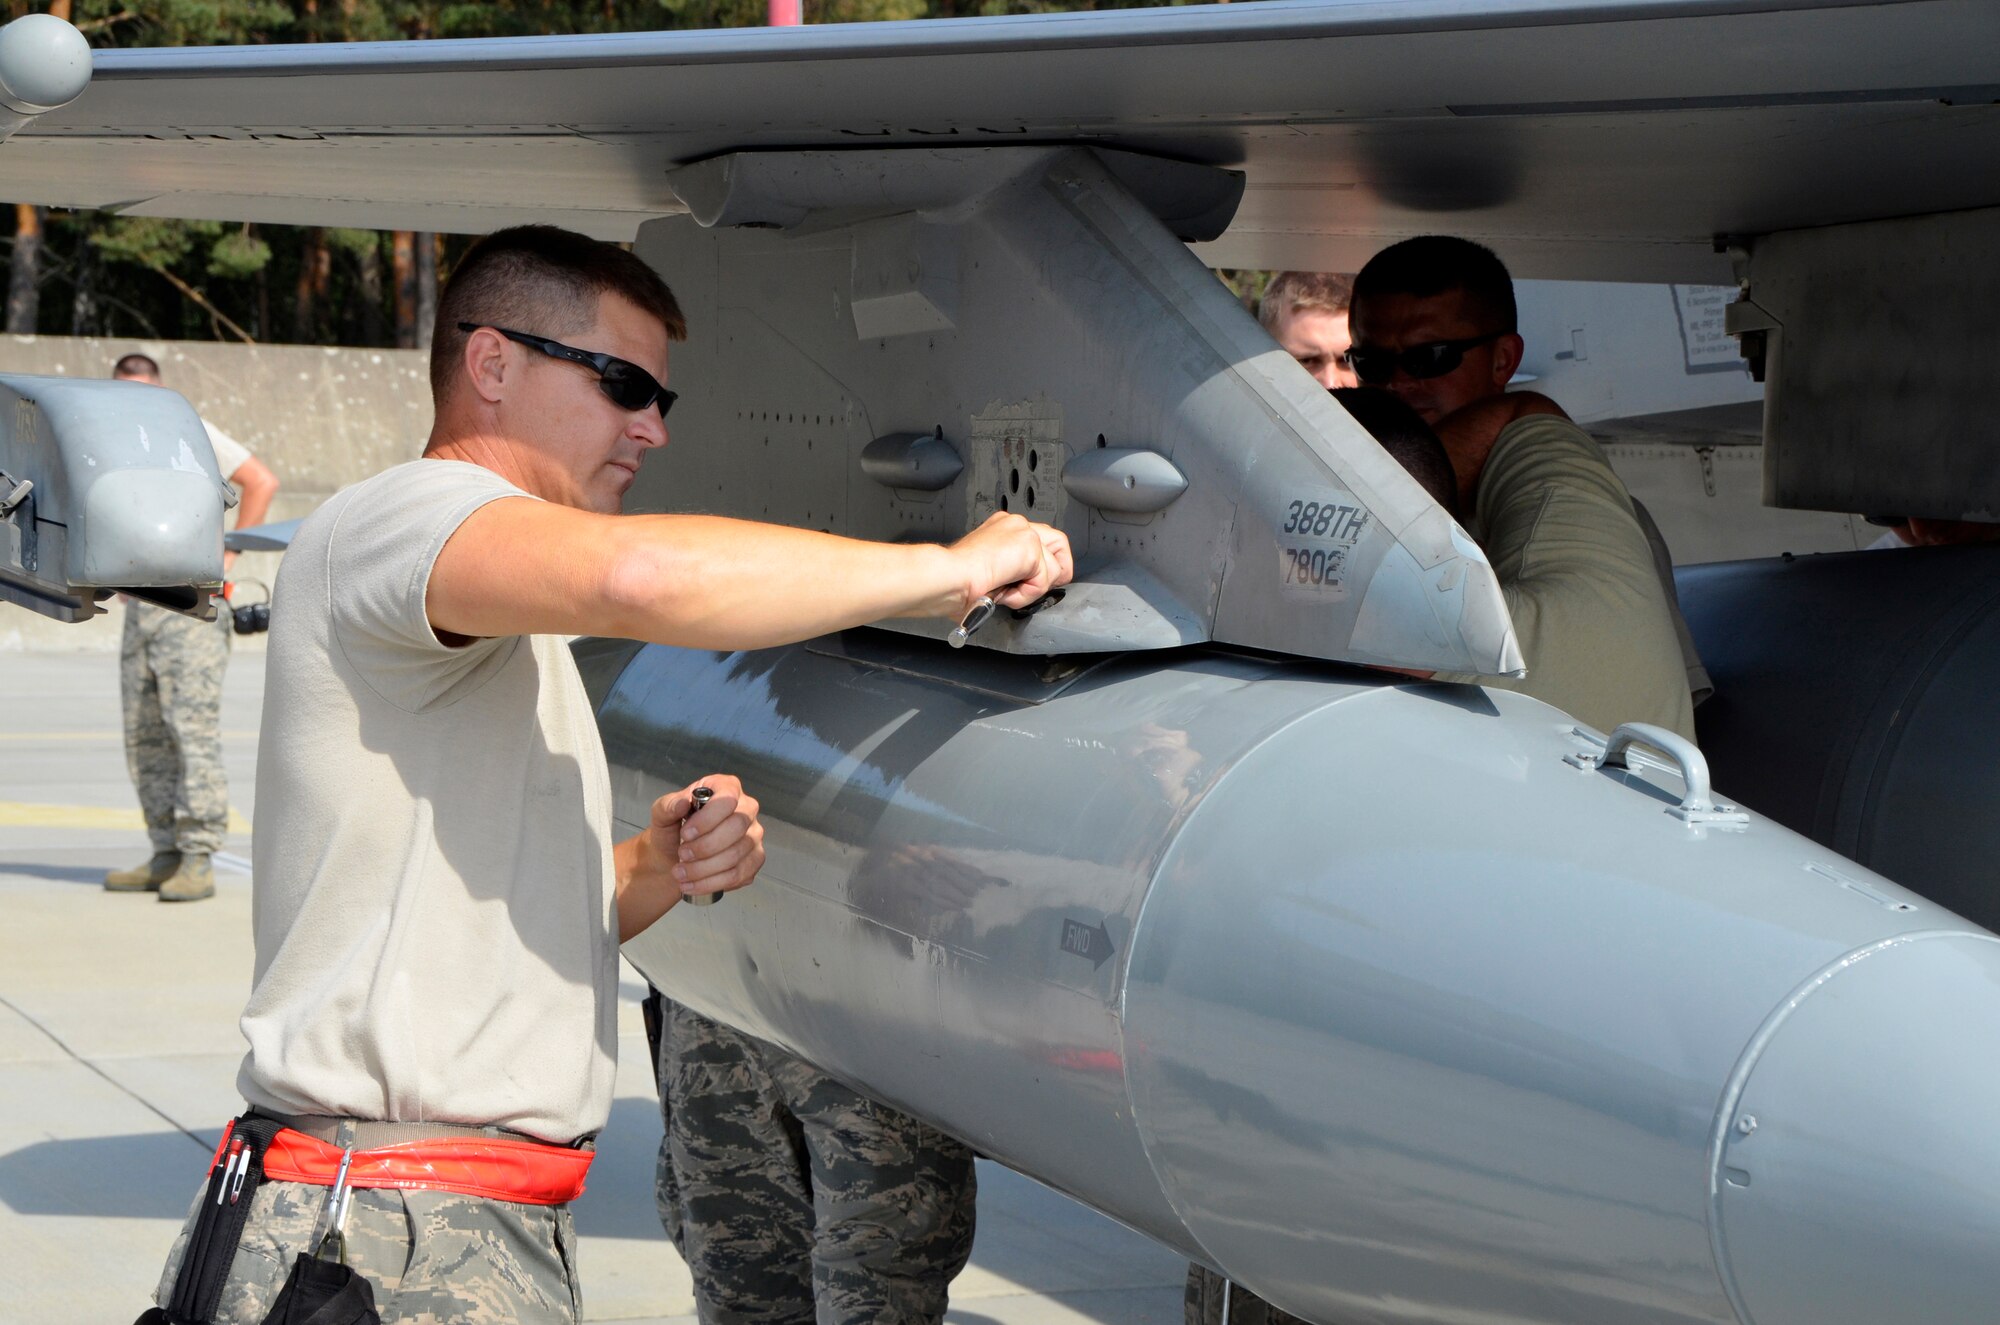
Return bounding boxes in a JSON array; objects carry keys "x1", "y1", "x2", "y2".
[{"x1": 1282, "y1": 546, "x2": 1344, "y2": 587}]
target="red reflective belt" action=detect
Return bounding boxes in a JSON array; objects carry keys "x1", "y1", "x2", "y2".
[{"x1": 210, "y1": 1125, "x2": 592, "y2": 1206}]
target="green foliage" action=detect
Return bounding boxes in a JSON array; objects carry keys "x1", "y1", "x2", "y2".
[
  {"x1": 208, "y1": 227, "x2": 273, "y2": 279},
  {"x1": 67, "y1": 0, "x2": 299, "y2": 46},
  {"x1": 324, "y1": 227, "x2": 383, "y2": 258},
  {"x1": 810, "y1": 0, "x2": 928, "y2": 22},
  {"x1": 1217, "y1": 269, "x2": 1275, "y2": 314},
  {"x1": 89, "y1": 217, "x2": 214, "y2": 270},
  {"x1": 90, "y1": 217, "x2": 274, "y2": 286}
]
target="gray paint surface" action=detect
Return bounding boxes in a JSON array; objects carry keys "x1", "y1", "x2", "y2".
[
  {"x1": 8, "y1": 1, "x2": 1997, "y2": 557},
  {"x1": 606, "y1": 634, "x2": 2000, "y2": 1325},
  {"x1": 4, "y1": 1, "x2": 1998, "y2": 281},
  {"x1": 0, "y1": 374, "x2": 228, "y2": 621},
  {"x1": 1710, "y1": 930, "x2": 2000, "y2": 1325},
  {"x1": 9, "y1": 9, "x2": 1995, "y2": 1316},
  {"x1": 7, "y1": 3, "x2": 1998, "y2": 526},
  {"x1": 1735, "y1": 207, "x2": 2000, "y2": 521},
  {"x1": 1682, "y1": 546, "x2": 2000, "y2": 934},
  {"x1": 634, "y1": 147, "x2": 1519, "y2": 674}
]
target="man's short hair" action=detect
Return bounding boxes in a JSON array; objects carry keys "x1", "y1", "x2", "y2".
[
  {"x1": 113, "y1": 353, "x2": 160, "y2": 380},
  {"x1": 1258, "y1": 271, "x2": 1354, "y2": 331},
  {"x1": 1331, "y1": 386, "x2": 1460, "y2": 519},
  {"x1": 1351, "y1": 236, "x2": 1517, "y2": 334},
  {"x1": 431, "y1": 225, "x2": 688, "y2": 402}
]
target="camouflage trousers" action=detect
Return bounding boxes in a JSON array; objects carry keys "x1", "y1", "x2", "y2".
[
  {"x1": 121, "y1": 598, "x2": 232, "y2": 855},
  {"x1": 652, "y1": 996, "x2": 977, "y2": 1325},
  {"x1": 154, "y1": 1174, "x2": 582, "y2": 1323}
]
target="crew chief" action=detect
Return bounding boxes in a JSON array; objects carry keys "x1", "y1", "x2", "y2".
[{"x1": 151, "y1": 225, "x2": 1072, "y2": 1322}]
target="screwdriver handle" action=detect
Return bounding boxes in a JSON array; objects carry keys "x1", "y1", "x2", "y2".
[
  {"x1": 949, "y1": 596, "x2": 996, "y2": 648},
  {"x1": 684, "y1": 786, "x2": 720, "y2": 906}
]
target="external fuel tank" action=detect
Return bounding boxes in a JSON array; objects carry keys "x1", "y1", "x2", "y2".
[
  {"x1": 1682, "y1": 546, "x2": 2000, "y2": 932},
  {"x1": 592, "y1": 633, "x2": 2000, "y2": 1325}
]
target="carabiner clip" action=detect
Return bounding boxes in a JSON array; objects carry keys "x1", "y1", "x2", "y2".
[{"x1": 311, "y1": 1121, "x2": 358, "y2": 1265}]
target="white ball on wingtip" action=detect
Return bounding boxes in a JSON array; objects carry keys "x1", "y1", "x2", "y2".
[{"x1": 0, "y1": 14, "x2": 92, "y2": 117}]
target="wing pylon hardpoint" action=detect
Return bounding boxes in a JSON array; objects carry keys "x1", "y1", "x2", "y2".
[{"x1": 639, "y1": 146, "x2": 1520, "y2": 672}]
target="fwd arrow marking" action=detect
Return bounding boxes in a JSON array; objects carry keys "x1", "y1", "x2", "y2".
[{"x1": 1060, "y1": 918, "x2": 1116, "y2": 970}]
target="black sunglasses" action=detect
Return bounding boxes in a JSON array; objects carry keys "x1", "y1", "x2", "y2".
[
  {"x1": 459, "y1": 322, "x2": 677, "y2": 417},
  {"x1": 1344, "y1": 333, "x2": 1505, "y2": 385}
]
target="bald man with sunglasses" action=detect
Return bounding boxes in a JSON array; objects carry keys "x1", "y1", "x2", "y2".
[
  {"x1": 1345, "y1": 236, "x2": 1697, "y2": 741},
  {"x1": 150, "y1": 225, "x2": 1070, "y2": 1323}
]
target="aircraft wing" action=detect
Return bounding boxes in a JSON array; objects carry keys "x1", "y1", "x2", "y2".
[
  {"x1": 6, "y1": 0, "x2": 1997, "y2": 282},
  {"x1": 224, "y1": 518, "x2": 301, "y2": 553}
]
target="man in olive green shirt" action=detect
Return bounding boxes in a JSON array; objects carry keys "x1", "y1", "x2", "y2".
[{"x1": 1345, "y1": 236, "x2": 1698, "y2": 741}]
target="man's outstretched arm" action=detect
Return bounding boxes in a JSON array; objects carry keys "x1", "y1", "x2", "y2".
[{"x1": 427, "y1": 500, "x2": 1071, "y2": 649}]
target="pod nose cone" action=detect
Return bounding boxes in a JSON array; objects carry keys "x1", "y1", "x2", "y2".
[
  {"x1": 1714, "y1": 932, "x2": 2000, "y2": 1325},
  {"x1": 79, "y1": 467, "x2": 225, "y2": 587}
]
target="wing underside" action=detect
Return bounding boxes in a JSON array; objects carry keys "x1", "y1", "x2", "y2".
[{"x1": 7, "y1": 0, "x2": 1998, "y2": 282}]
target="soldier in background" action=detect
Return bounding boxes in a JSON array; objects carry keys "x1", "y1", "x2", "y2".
[
  {"x1": 649, "y1": 993, "x2": 976, "y2": 1324},
  {"x1": 1258, "y1": 270, "x2": 1358, "y2": 389},
  {"x1": 102, "y1": 353, "x2": 280, "y2": 903},
  {"x1": 1346, "y1": 236, "x2": 1701, "y2": 739},
  {"x1": 1329, "y1": 385, "x2": 1461, "y2": 520}
]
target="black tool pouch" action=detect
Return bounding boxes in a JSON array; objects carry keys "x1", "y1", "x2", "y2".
[
  {"x1": 136, "y1": 1112, "x2": 290, "y2": 1325},
  {"x1": 259, "y1": 1251, "x2": 380, "y2": 1325},
  {"x1": 642, "y1": 984, "x2": 665, "y2": 1078}
]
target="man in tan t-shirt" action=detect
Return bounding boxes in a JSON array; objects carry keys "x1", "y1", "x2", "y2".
[
  {"x1": 1345, "y1": 235, "x2": 1697, "y2": 741},
  {"x1": 152, "y1": 226, "x2": 1072, "y2": 1323}
]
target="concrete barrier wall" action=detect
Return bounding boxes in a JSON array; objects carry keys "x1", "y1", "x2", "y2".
[{"x1": 0, "y1": 335, "x2": 434, "y2": 651}]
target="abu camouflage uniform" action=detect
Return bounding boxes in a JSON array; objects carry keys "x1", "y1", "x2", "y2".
[
  {"x1": 155, "y1": 1175, "x2": 581, "y2": 1323},
  {"x1": 121, "y1": 598, "x2": 233, "y2": 855},
  {"x1": 653, "y1": 996, "x2": 976, "y2": 1325}
]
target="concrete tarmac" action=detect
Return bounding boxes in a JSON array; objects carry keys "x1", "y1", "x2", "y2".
[{"x1": 0, "y1": 647, "x2": 1185, "y2": 1323}]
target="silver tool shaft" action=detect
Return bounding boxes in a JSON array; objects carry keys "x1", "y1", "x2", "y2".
[
  {"x1": 948, "y1": 596, "x2": 996, "y2": 648},
  {"x1": 684, "y1": 785, "x2": 719, "y2": 906}
]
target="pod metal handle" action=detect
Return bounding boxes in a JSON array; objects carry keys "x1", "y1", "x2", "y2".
[{"x1": 1566, "y1": 722, "x2": 1749, "y2": 826}]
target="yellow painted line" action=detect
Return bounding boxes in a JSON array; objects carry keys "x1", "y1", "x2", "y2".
[
  {"x1": 0, "y1": 802, "x2": 253, "y2": 834},
  {"x1": 0, "y1": 730, "x2": 259, "y2": 742}
]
